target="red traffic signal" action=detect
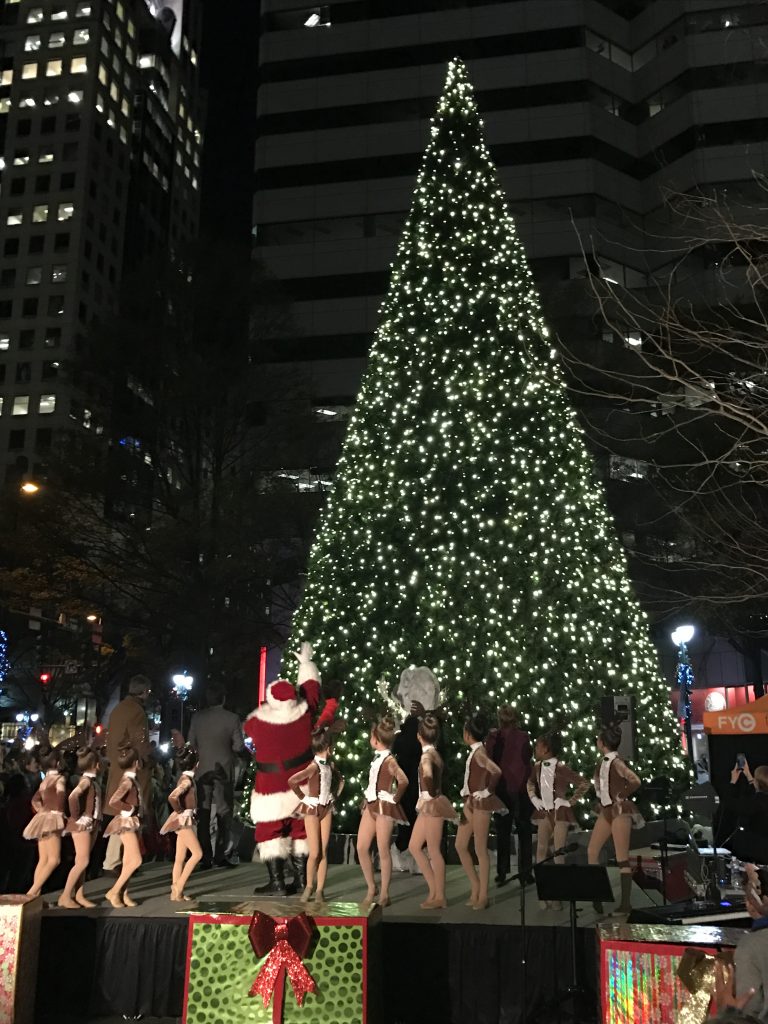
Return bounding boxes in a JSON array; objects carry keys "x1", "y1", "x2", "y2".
[
  {"x1": 94, "y1": 724, "x2": 103, "y2": 735},
  {"x1": 39, "y1": 672, "x2": 51, "y2": 685}
]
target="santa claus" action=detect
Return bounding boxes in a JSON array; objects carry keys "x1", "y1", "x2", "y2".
[{"x1": 244, "y1": 642, "x2": 339, "y2": 896}]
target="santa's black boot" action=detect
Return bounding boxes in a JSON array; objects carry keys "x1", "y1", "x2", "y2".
[
  {"x1": 253, "y1": 858, "x2": 290, "y2": 897},
  {"x1": 291, "y1": 854, "x2": 308, "y2": 893}
]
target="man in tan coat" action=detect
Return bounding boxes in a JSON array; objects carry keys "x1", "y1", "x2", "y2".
[{"x1": 103, "y1": 675, "x2": 153, "y2": 870}]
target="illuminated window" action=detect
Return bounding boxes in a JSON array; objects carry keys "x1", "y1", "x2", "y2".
[
  {"x1": 67, "y1": 90, "x2": 83, "y2": 104},
  {"x1": 24, "y1": 35, "x2": 41, "y2": 51},
  {"x1": 76, "y1": 2, "x2": 92, "y2": 15},
  {"x1": 13, "y1": 152, "x2": 30, "y2": 166},
  {"x1": 19, "y1": 96, "x2": 37, "y2": 108},
  {"x1": 57, "y1": 202, "x2": 74, "y2": 220},
  {"x1": 70, "y1": 56, "x2": 88, "y2": 74},
  {"x1": 39, "y1": 395, "x2": 56, "y2": 414},
  {"x1": 95, "y1": 93, "x2": 105, "y2": 112},
  {"x1": 12, "y1": 397, "x2": 30, "y2": 416},
  {"x1": 6, "y1": 210, "x2": 23, "y2": 226},
  {"x1": 51, "y1": 265, "x2": 67, "y2": 282},
  {"x1": 73, "y1": 27, "x2": 89, "y2": 44},
  {"x1": 22, "y1": 62, "x2": 38, "y2": 79},
  {"x1": 115, "y1": 27, "x2": 123, "y2": 48},
  {"x1": 0, "y1": 337, "x2": 8, "y2": 351},
  {"x1": 48, "y1": 295, "x2": 64, "y2": 316},
  {"x1": 32, "y1": 204, "x2": 48, "y2": 222},
  {"x1": 120, "y1": 98, "x2": 129, "y2": 116},
  {"x1": 138, "y1": 54, "x2": 155, "y2": 69},
  {"x1": 25, "y1": 267, "x2": 42, "y2": 285},
  {"x1": 0, "y1": 70, "x2": 13, "y2": 86},
  {"x1": 116, "y1": 1, "x2": 124, "y2": 20},
  {"x1": 119, "y1": 125, "x2": 127, "y2": 143},
  {"x1": 27, "y1": 9, "x2": 44, "y2": 23},
  {"x1": 126, "y1": 42, "x2": 135, "y2": 63},
  {"x1": 46, "y1": 60, "x2": 63, "y2": 77},
  {"x1": 190, "y1": 49, "x2": 198, "y2": 66},
  {"x1": 0, "y1": 99, "x2": 9, "y2": 114},
  {"x1": 109, "y1": 82, "x2": 118, "y2": 101},
  {"x1": 49, "y1": 31, "x2": 66, "y2": 47},
  {"x1": 38, "y1": 151, "x2": 54, "y2": 163},
  {"x1": 98, "y1": 63, "x2": 107, "y2": 84},
  {"x1": 52, "y1": 9, "x2": 68, "y2": 21},
  {"x1": 44, "y1": 90, "x2": 59, "y2": 107},
  {"x1": 127, "y1": 19, "x2": 134, "y2": 37}
]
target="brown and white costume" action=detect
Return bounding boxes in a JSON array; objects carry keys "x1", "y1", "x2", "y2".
[
  {"x1": 592, "y1": 752, "x2": 643, "y2": 827},
  {"x1": 527, "y1": 760, "x2": 589, "y2": 826},
  {"x1": 415, "y1": 746, "x2": 457, "y2": 821},
  {"x1": 460, "y1": 742, "x2": 506, "y2": 816},
  {"x1": 103, "y1": 770, "x2": 143, "y2": 835},
  {"x1": 289, "y1": 756, "x2": 342, "y2": 820},
  {"x1": 361, "y1": 750, "x2": 408, "y2": 822},
  {"x1": 23, "y1": 770, "x2": 66, "y2": 840},
  {"x1": 64, "y1": 772, "x2": 102, "y2": 835},
  {"x1": 160, "y1": 770, "x2": 197, "y2": 834}
]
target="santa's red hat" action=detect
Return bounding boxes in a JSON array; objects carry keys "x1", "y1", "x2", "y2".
[{"x1": 267, "y1": 680, "x2": 296, "y2": 706}]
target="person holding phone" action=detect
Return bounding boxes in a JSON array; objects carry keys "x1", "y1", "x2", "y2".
[{"x1": 726, "y1": 762, "x2": 768, "y2": 864}]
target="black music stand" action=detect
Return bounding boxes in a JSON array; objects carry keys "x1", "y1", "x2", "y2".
[{"x1": 536, "y1": 864, "x2": 614, "y2": 1024}]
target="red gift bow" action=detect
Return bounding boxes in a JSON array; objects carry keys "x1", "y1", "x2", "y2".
[{"x1": 248, "y1": 910, "x2": 317, "y2": 1024}]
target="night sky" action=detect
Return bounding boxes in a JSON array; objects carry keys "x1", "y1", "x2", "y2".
[{"x1": 199, "y1": 0, "x2": 259, "y2": 246}]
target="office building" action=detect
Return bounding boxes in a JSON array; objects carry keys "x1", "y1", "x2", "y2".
[
  {"x1": 0, "y1": 0, "x2": 204, "y2": 485},
  {"x1": 254, "y1": 0, "x2": 768, "y2": 439}
]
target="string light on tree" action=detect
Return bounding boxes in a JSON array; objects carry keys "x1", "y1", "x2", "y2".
[{"x1": 286, "y1": 58, "x2": 688, "y2": 817}]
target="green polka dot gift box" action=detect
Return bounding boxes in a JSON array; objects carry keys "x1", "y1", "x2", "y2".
[{"x1": 182, "y1": 901, "x2": 382, "y2": 1024}]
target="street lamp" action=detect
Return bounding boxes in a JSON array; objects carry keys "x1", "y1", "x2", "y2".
[
  {"x1": 671, "y1": 624, "x2": 695, "y2": 762},
  {"x1": 20, "y1": 481, "x2": 40, "y2": 495},
  {"x1": 171, "y1": 671, "x2": 194, "y2": 734}
]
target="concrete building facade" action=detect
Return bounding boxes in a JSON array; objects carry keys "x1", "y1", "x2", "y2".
[{"x1": 0, "y1": 0, "x2": 204, "y2": 486}]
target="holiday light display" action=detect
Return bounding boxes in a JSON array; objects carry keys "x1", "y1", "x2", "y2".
[{"x1": 286, "y1": 59, "x2": 688, "y2": 821}]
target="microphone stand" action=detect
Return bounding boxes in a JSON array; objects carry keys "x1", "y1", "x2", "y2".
[{"x1": 509, "y1": 843, "x2": 574, "y2": 1024}]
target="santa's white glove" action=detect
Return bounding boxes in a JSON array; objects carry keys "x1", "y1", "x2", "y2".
[
  {"x1": 76, "y1": 815, "x2": 94, "y2": 828},
  {"x1": 303, "y1": 796, "x2": 320, "y2": 808},
  {"x1": 472, "y1": 789, "x2": 491, "y2": 800},
  {"x1": 293, "y1": 641, "x2": 321, "y2": 685},
  {"x1": 377, "y1": 791, "x2": 396, "y2": 804},
  {"x1": 531, "y1": 797, "x2": 545, "y2": 812},
  {"x1": 555, "y1": 798, "x2": 571, "y2": 811},
  {"x1": 120, "y1": 809, "x2": 134, "y2": 819}
]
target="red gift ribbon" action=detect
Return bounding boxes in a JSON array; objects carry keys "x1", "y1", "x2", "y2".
[{"x1": 248, "y1": 910, "x2": 317, "y2": 1024}]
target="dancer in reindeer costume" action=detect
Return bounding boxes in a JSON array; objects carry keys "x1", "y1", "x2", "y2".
[{"x1": 244, "y1": 642, "x2": 340, "y2": 896}]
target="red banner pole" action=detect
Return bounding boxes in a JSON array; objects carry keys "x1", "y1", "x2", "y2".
[{"x1": 258, "y1": 646, "x2": 267, "y2": 706}]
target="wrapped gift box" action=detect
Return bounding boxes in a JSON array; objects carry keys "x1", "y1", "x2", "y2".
[
  {"x1": 599, "y1": 922, "x2": 741, "y2": 1024},
  {"x1": 183, "y1": 900, "x2": 381, "y2": 1024},
  {"x1": 0, "y1": 895, "x2": 42, "y2": 1024}
]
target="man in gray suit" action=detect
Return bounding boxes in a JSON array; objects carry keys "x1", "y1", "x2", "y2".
[{"x1": 188, "y1": 682, "x2": 245, "y2": 868}]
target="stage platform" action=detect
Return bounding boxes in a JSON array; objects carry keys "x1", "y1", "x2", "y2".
[{"x1": 34, "y1": 861, "x2": 663, "y2": 1024}]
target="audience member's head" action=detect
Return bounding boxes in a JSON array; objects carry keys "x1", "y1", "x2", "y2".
[
  {"x1": 205, "y1": 681, "x2": 225, "y2": 707},
  {"x1": 128, "y1": 675, "x2": 152, "y2": 701}
]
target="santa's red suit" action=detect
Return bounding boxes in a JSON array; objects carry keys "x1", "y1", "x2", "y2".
[{"x1": 244, "y1": 646, "x2": 337, "y2": 871}]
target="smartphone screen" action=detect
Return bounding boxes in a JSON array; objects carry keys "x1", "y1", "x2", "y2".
[{"x1": 737, "y1": 753, "x2": 746, "y2": 769}]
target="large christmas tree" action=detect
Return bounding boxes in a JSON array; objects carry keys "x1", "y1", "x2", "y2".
[{"x1": 288, "y1": 60, "x2": 687, "y2": 823}]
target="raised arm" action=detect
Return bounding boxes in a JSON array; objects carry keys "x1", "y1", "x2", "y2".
[
  {"x1": 288, "y1": 763, "x2": 316, "y2": 800},
  {"x1": 68, "y1": 777, "x2": 89, "y2": 819},
  {"x1": 167, "y1": 776, "x2": 191, "y2": 813},
  {"x1": 562, "y1": 764, "x2": 590, "y2": 804},
  {"x1": 107, "y1": 777, "x2": 134, "y2": 815},
  {"x1": 392, "y1": 760, "x2": 409, "y2": 805},
  {"x1": 615, "y1": 759, "x2": 641, "y2": 797}
]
